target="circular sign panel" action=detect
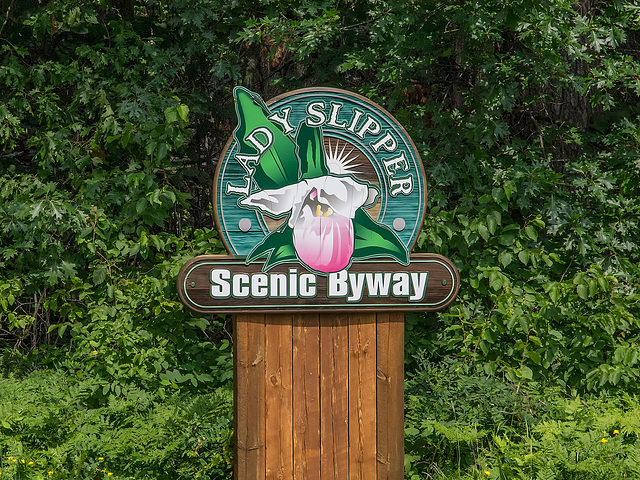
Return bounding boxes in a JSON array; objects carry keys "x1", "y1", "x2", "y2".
[{"x1": 214, "y1": 87, "x2": 427, "y2": 275}]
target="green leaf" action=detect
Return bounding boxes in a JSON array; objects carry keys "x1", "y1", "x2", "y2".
[
  {"x1": 518, "y1": 250, "x2": 529, "y2": 265},
  {"x1": 577, "y1": 284, "x2": 588, "y2": 300},
  {"x1": 264, "y1": 242, "x2": 298, "y2": 271},
  {"x1": 499, "y1": 233, "x2": 515, "y2": 246},
  {"x1": 499, "y1": 251, "x2": 513, "y2": 268},
  {"x1": 609, "y1": 369, "x2": 622, "y2": 386},
  {"x1": 157, "y1": 142, "x2": 168, "y2": 161},
  {"x1": 527, "y1": 350, "x2": 542, "y2": 365},
  {"x1": 489, "y1": 271, "x2": 504, "y2": 291},
  {"x1": 492, "y1": 187, "x2": 507, "y2": 210},
  {"x1": 520, "y1": 366, "x2": 533, "y2": 380},
  {"x1": 136, "y1": 197, "x2": 147, "y2": 214},
  {"x1": 487, "y1": 214, "x2": 497, "y2": 235},
  {"x1": 296, "y1": 123, "x2": 328, "y2": 180},
  {"x1": 30, "y1": 200, "x2": 43, "y2": 218},
  {"x1": 234, "y1": 87, "x2": 299, "y2": 190},
  {"x1": 164, "y1": 106, "x2": 178, "y2": 124},
  {"x1": 478, "y1": 224, "x2": 490, "y2": 241},
  {"x1": 352, "y1": 210, "x2": 409, "y2": 265},
  {"x1": 596, "y1": 368, "x2": 609, "y2": 387},
  {"x1": 405, "y1": 426, "x2": 420, "y2": 437},
  {"x1": 93, "y1": 266, "x2": 107, "y2": 285},
  {"x1": 478, "y1": 193, "x2": 492, "y2": 204},
  {"x1": 246, "y1": 226, "x2": 298, "y2": 270},
  {"x1": 625, "y1": 348, "x2": 639, "y2": 366},
  {"x1": 60, "y1": 261, "x2": 77, "y2": 279},
  {"x1": 483, "y1": 328, "x2": 496, "y2": 343},
  {"x1": 524, "y1": 225, "x2": 538, "y2": 241},
  {"x1": 503, "y1": 180, "x2": 515, "y2": 200},
  {"x1": 177, "y1": 104, "x2": 189, "y2": 122}
]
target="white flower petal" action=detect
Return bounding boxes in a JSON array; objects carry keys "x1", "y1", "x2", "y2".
[
  {"x1": 239, "y1": 183, "x2": 300, "y2": 216},
  {"x1": 292, "y1": 176, "x2": 377, "y2": 224},
  {"x1": 240, "y1": 175, "x2": 378, "y2": 227}
]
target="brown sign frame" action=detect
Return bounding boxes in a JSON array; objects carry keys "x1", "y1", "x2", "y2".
[{"x1": 178, "y1": 253, "x2": 459, "y2": 313}]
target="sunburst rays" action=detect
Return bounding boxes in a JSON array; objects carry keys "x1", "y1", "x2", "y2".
[{"x1": 325, "y1": 138, "x2": 362, "y2": 175}]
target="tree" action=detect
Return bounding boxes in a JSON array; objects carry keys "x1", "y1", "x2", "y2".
[{"x1": 1, "y1": 0, "x2": 639, "y2": 477}]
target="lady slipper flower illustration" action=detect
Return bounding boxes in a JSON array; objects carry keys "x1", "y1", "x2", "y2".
[
  {"x1": 241, "y1": 175, "x2": 378, "y2": 272},
  {"x1": 231, "y1": 87, "x2": 409, "y2": 274}
]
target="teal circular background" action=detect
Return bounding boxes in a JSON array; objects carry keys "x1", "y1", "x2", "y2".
[{"x1": 214, "y1": 88, "x2": 426, "y2": 258}]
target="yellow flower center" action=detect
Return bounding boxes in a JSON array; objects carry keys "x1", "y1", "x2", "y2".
[{"x1": 315, "y1": 205, "x2": 333, "y2": 217}]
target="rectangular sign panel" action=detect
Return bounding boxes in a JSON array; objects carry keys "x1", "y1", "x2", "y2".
[{"x1": 178, "y1": 253, "x2": 458, "y2": 313}]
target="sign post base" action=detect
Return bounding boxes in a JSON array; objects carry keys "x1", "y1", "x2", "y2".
[{"x1": 234, "y1": 313, "x2": 404, "y2": 480}]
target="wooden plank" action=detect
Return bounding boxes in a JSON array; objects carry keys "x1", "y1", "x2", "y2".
[
  {"x1": 235, "y1": 314, "x2": 266, "y2": 480},
  {"x1": 376, "y1": 313, "x2": 405, "y2": 480},
  {"x1": 235, "y1": 312, "x2": 405, "y2": 480},
  {"x1": 293, "y1": 314, "x2": 321, "y2": 479},
  {"x1": 265, "y1": 314, "x2": 294, "y2": 480},
  {"x1": 349, "y1": 313, "x2": 377, "y2": 480},
  {"x1": 320, "y1": 314, "x2": 350, "y2": 480}
]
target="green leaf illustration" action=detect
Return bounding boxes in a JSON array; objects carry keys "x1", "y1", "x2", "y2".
[
  {"x1": 296, "y1": 123, "x2": 328, "y2": 180},
  {"x1": 352, "y1": 209, "x2": 409, "y2": 264},
  {"x1": 246, "y1": 225, "x2": 298, "y2": 270},
  {"x1": 233, "y1": 87, "x2": 299, "y2": 190}
]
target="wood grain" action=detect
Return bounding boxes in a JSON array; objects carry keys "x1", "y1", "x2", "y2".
[
  {"x1": 376, "y1": 313, "x2": 405, "y2": 480},
  {"x1": 265, "y1": 314, "x2": 294, "y2": 480},
  {"x1": 320, "y1": 314, "x2": 350, "y2": 480},
  {"x1": 235, "y1": 312, "x2": 406, "y2": 480},
  {"x1": 293, "y1": 314, "x2": 321, "y2": 479},
  {"x1": 349, "y1": 313, "x2": 377, "y2": 480},
  {"x1": 178, "y1": 254, "x2": 460, "y2": 314},
  {"x1": 235, "y1": 314, "x2": 266, "y2": 480}
]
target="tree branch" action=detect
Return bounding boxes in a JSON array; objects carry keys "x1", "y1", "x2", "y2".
[{"x1": 0, "y1": 0, "x2": 15, "y2": 37}]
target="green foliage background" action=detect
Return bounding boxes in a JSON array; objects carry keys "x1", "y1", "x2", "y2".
[{"x1": 0, "y1": 0, "x2": 639, "y2": 478}]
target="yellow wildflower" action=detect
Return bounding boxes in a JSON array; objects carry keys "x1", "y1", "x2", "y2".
[
  {"x1": 21, "y1": 459, "x2": 25, "y2": 464},
  {"x1": 613, "y1": 429, "x2": 619, "y2": 435},
  {"x1": 49, "y1": 472, "x2": 53, "y2": 476},
  {"x1": 92, "y1": 350, "x2": 98, "y2": 355},
  {"x1": 99, "y1": 457, "x2": 104, "y2": 461},
  {"x1": 107, "y1": 473, "x2": 113, "y2": 477},
  {"x1": 28, "y1": 462, "x2": 34, "y2": 466},
  {"x1": 485, "y1": 471, "x2": 491, "y2": 476},
  {"x1": 601, "y1": 438, "x2": 608, "y2": 443}
]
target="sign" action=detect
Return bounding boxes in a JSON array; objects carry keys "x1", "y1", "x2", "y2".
[{"x1": 178, "y1": 87, "x2": 458, "y2": 312}]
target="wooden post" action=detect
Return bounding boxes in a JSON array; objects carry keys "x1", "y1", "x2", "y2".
[
  {"x1": 235, "y1": 314, "x2": 266, "y2": 479},
  {"x1": 235, "y1": 312, "x2": 404, "y2": 480}
]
